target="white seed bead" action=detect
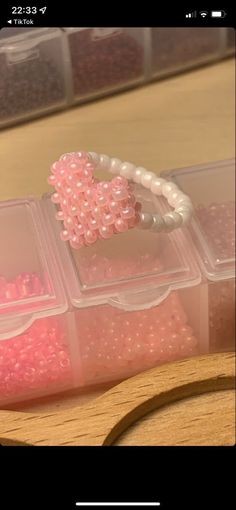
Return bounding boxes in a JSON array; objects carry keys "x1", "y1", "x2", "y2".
[
  {"x1": 88, "y1": 152, "x2": 99, "y2": 165},
  {"x1": 151, "y1": 214, "x2": 165, "y2": 232},
  {"x1": 99, "y1": 154, "x2": 111, "y2": 170},
  {"x1": 133, "y1": 166, "x2": 147, "y2": 184},
  {"x1": 141, "y1": 171, "x2": 156, "y2": 189},
  {"x1": 168, "y1": 189, "x2": 184, "y2": 207},
  {"x1": 163, "y1": 212, "x2": 182, "y2": 231},
  {"x1": 161, "y1": 181, "x2": 178, "y2": 198},
  {"x1": 150, "y1": 177, "x2": 166, "y2": 195},
  {"x1": 175, "y1": 194, "x2": 193, "y2": 206},
  {"x1": 176, "y1": 206, "x2": 192, "y2": 224},
  {"x1": 109, "y1": 158, "x2": 122, "y2": 174},
  {"x1": 178, "y1": 201, "x2": 194, "y2": 213},
  {"x1": 137, "y1": 212, "x2": 154, "y2": 229},
  {"x1": 120, "y1": 162, "x2": 135, "y2": 179}
]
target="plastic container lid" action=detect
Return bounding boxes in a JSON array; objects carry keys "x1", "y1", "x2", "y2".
[
  {"x1": 43, "y1": 186, "x2": 201, "y2": 311},
  {"x1": 0, "y1": 198, "x2": 67, "y2": 340},
  {"x1": 162, "y1": 159, "x2": 235, "y2": 282}
]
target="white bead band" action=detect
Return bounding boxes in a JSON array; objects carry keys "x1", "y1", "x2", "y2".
[{"x1": 89, "y1": 152, "x2": 193, "y2": 233}]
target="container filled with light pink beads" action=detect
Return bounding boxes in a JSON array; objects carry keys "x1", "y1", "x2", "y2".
[
  {"x1": 42, "y1": 180, "x2": 206, "y2": 388},
  {"x1": 0, "y1": 198, "x2": 77, "y2": 406},
  {"x1": 1, "y1": 193, "x2": 204, "y2": 405},
  {"x1": 162, "y1": 159, "x2": 235, "y2": 354}
]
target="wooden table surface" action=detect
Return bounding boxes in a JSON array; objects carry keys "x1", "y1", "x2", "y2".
[{"x1": 0, "y1": 58, "x2": 235, "y2": 418}]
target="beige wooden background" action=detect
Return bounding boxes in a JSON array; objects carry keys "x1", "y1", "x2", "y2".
[{"x1": 0, "y1": 58, "x2": 235, "y2": 414}]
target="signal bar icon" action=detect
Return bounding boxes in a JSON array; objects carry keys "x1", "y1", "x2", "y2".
[{"x1": 185, "y1": 11, "x2": 197, "y2": 18}]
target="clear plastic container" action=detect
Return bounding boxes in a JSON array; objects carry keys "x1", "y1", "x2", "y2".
[
  {"x1": 0, "y1": 198, "x2": 77, "y2": 405},
  {"x1": 150, "y1": 28, "x2": 223, "y2": 78},
  {"x1": 0, "y1": 28, "x2": 67, "y2": 128},
  {"x1": 226, "y1": 28, "x2": 235, "y2": 55},
  {"x1": 161, "y1": 159, "x2": 235, "y2": 354},
  {"x1": 64, "y1": 28, "x2": 146, "y2": 102},
  {"x1": 42, "y1": 184, "x2": 206, "y2": 387}
]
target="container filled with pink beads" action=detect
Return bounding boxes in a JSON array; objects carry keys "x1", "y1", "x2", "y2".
[
  {"x1": 0, "y1": 198, "x2": 77, "y2": 405},
  {"x1": 64, "y1": 28, "x2": 146, "y2": 103},
  {"x1": 0, "y1": 184, "x2": 206, "y2": 406},
  {"x1": 162, "y1": 159, "x2": 235, "y2": 354},
  {"x1": 0, "y1": 28, "x2": 67, "y2": 128},
  {"x1": 42, "y1": 178, "x2": 206, "y2": 388}
]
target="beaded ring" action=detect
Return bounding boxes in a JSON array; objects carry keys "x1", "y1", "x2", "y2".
[{"x1": 48, "y1": 151, "x2": 193, "y2": 249}]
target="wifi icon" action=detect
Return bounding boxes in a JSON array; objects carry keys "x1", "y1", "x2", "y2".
[{"x1": 200, "y1": 11, "x2": 208, "y2": 17}]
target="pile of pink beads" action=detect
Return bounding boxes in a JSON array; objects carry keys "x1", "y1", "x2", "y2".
[
  {"x1": 77, "y1": 291, "x2": 199, "y2": 383},
  {"x1": 78, "y1": 252, "x2": 164, "y2": 284},
  {"x1": 0, "y1": 272, "x2": 72, "y2": 402},
  {"x1": 196, "y1": 201, "x2": 235, "y2": 352},
  {"x1": 0, "y1": 272, "x2": 44, "y2": 302},
  {"x1": 48, "y1": 152, "x2": 140, "y2": 249},
  {"x1": 209, "y1": 280, "x2": 235, "y2": 352},
  {"x1": 196, "y1": 201, "x2": 235, "y2": 261}
]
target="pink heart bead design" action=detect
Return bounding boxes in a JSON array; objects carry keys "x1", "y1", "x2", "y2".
[{"x1": 48, "y1": 152, "x2": 141, "y2": 249}]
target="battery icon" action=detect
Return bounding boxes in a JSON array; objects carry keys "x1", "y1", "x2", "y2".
[{"x1": 211, "y1": 10, "x2": 226, "y2": 18}]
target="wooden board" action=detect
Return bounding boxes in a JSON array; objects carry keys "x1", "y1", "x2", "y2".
[{"x1": 0, "y1": 353, "x2": 234, "y2": 446}]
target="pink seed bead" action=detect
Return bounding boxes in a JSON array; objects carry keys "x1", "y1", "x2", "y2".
[
  {"x1": 55, "y1": 181, "x2": 63, "y2": 192},
  {"x1": 47, "y1": 175, "x2": 56, "y2": 186},
  {"x1": 121, "y1": 207, "x2": 135, "y2": 219},
  {"x1": 114, "y1": 218, "x2": 129, "y2": 233},
  {"x1": 5, "y1": 283, "x2": 18, "y2": 300},
  {"x1": 69, "y1": 205, "x2": 78, "y2": 216},
  {"x1": 78, "y1": 211, "x2": 87, "y2": 224},
  {"x1": 56, "y1": 210, "x2": 64, "y2": 221},
  {"x1": 92, "y1": 207, "x2": 101, "y2": 219},
  {"x1": 65, "y1": 187, "x2": 73, "y2": 197},
  {"x1": 60, "y1": 230, "x2": 70, "y2": 241},
  {"x1": 70, "y1": 236, "x2": 82, "y2": 249},
  {"x1": 51, "y1": 161, "x2": 61, "y2": 174},
  {"x1": 85, "y1": 161, "x2": 95, "y2": 171},
  {"x1": 65, "y1": 173, "x2": 77, "y2": 187},
  {"x1": 75, "y1": 181, "x2": 86, "y2": 193},
  {"x1": 103, "y1": 213, "x2": 115, "y2": 226},
  {"x1": 99, "y1": 225, "x2": 113, "y2": 239},
  {"x1": 80, "y1": 200, "x2": 90, "y2": 213},
  {"x1": 111, "y1": 176, "x2": 128, "y2": 189},
  {"x1": 51, "y1": 193, "x2": 60, "y2": 204},
  {"x1": 64, "y1": 217, "x2": 74, "y2": 229},
  {"x1": 85, "y1": 229, "x2": 98, "y2": 244},
  {"x1": 109, "y1": 200, "x2": 121, "y2": 214},
  {"x1": 75, "y1": 223, "x2": 85, "y2": 235},
  {"x1": 112, "y1": 189, "x2": 129, "y2": 201},
  {"x1": 97, "y1": 181, "x2": 110, "y2": 194},
  {"x1": 85, "y1": 188, "x2": 95, "y2": 201},
  {"x1": 58, "y1": 168, "x2": 66, "y2": 179},
  {"x1": 89, "y1": 218, "x2": 99, "y2": 230},
  {"x1": 96, "y1": 195, "x2": 107, "y2": 207}
]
